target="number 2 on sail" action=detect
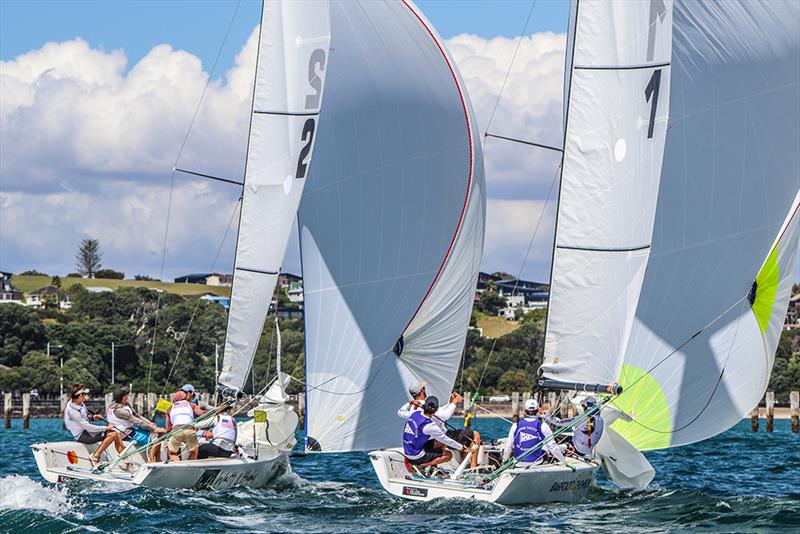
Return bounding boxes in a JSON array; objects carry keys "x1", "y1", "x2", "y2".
[{"x1": 296, "y1": 48, "x2": 327, "y2": 179}]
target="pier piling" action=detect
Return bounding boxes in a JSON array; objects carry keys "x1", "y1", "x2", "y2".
[
  {"x1": 61, "y1": 394, "x2": 67, "y2": 429},
  {"x1": 22, "y1": 393, "x2": 30, "y2": 429},
  {"x1": 4, "y1": 393, "x2": 11, "y2": 429},
  {"x1": 298, "y1": 391, "x2": 306, "y2": 429},
  {"x1": 791, "y1": 391, "x2": 799, "y2": 433},
  {"x1": 750, "y1": 407, "x2": 759, "y2": 432},
  {"x1": 511, "y1": 392, "x2": 520, "y2": 418},
  {"x1": 766, "y1": 391, "x2": 775, "y2": 433}
]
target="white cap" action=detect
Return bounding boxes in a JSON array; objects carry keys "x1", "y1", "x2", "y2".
[
  {"x1": 524, "y1": 398, "x2": 539, "y2": 412},
  {"x1": 408, "y1": 382, "x2": 426, "y2": 396}
]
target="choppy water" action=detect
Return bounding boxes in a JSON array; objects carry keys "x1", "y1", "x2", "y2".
[{"x1": 0, "y1": 418, "x2": 797, "y2": 533}]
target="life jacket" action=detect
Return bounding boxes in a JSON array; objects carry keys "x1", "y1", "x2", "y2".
[
  {"x1": 572, "y1": 414, "x2": 604, "y2": 456},
  {"x1": 106, "y1": 403, "x2": 133, "y2": 433},
  {"x1": 403, "y1": 411, "x2": 432, "y2": 458},
  {"x1": 211, "y1": 414, "x2": 237, "y2": 450},
  {"x1": 513, "y1": 417, "x2": 545, "y2": 462},
  {"x1": 169, "y1": 400, "x2": 195, "y2": 427}
]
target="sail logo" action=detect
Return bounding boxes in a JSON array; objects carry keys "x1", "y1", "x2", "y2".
[{"x1": 295, "y1": 48, "x2": 327, "y2": 180}]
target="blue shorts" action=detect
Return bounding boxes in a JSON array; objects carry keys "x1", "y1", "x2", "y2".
[{"x1": 128, "y1": 427, "x2": 151, "y2": 446}]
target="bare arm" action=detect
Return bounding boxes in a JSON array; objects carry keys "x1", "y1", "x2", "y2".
[
  {"x1": 503, "y1": 423, "x2": 516, "y2": 459},
  {"x1": 541, "y1": 422, "x2": 566, "y2": 462}
]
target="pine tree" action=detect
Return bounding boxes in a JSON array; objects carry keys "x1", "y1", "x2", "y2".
[{"x1": 75, "y1": 238, "x2": 103, "y2": 278}]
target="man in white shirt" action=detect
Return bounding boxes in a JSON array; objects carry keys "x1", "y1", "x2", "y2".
[
  {"x1": 545, "y1": 396, "x2": 604, "y2": 458},
  {"x1": 503, "y1": 399, "x2": 566, "y2": 465},
  {"x1": 63, "y1": 384, "x2": 124, "y2": 464},
  {"x1": 403, "y1": 396, "x2": 474, "y2": 469}
]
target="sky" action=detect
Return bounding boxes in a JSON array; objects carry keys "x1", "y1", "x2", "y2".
[{"x1": 0, "y1": 0, "x2": 572, "y2": 282}]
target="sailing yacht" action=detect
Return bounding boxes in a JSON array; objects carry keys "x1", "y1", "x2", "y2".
[
  {"x1": 32, "y1": 0, "x2": 330, "y2": 489},
  {"x1": 308, "y1": 0, "x2": 800, "y2": 504}
]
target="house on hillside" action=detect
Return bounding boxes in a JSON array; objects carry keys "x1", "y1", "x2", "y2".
[
  {"x1": 200, "y1": 294, "x2": 231, "y2": 310},
  {"x1": 0, "y1": 272, "x2": 23, "y2": 305},
  {"x1": 495, "y1": 278, "x2": 550, "y2": 319},
  {"x1": 174, "y1": 273, "x2": 212, "y2": 284},
  {"x1": 278, "y1": 273, "x2": 302, "y2": 288},
  {"x1": 25, "y1": 286, "x2": 60, "y2": 308},
  {"x1": 287, "y1": 281, "x2": 303, "y2": 303},
  {"x1": 206, "y1": 273, "x2": 233, "y2": 287},
  {"x1": 785, "y1": 293, "x2": 800, "y2": 330}
]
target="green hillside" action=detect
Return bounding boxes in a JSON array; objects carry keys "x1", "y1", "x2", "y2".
[{"x1": 11, "y1": 275, "x2": 231, "y2": 297}]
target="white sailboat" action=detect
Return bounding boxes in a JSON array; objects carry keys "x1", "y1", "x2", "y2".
[
  {"x1": 32, "y1": 0, "x2": 331, "y2": 489},
  {"x1": 310, "y1": 0, "x2": 800, "y2": 504}
]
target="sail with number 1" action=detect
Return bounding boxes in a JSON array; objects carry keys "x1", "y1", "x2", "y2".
[{"x1": 32, "y1": 0, "x2": 332, "y2": 489}]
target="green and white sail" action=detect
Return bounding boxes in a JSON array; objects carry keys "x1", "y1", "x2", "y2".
[
  {"x1": 541, "y1": 0, "x2": 800, "y2": 458},
  {"x1": 220, "y1": 0, "x2": 331, "y2": 391}
]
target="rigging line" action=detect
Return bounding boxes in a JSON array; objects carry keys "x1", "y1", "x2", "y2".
[
  {"x1": 174, "y1": 168, "x2": 244, "y2": 187},
  {"x1": 484, "y1": 133, "x2": 563, "y2": 153},
  {"x1": 484, "y1": 0, "x2": 538, "y2": 134},
  {"x1": 159, "y1": 199, "x2": 242, "y2": 395},
  {"x1": 474, "y1": 162, "x2": 561, "y2": 392},
  {"x1": 613, "y1": 297, "x2": 749, "y2": 435},
  {"x1": 147, "y1": 0, "x2": 243, "y2": 396},
  {"x1": 291, "y1": 348, "x2": 394, "y2": 395}
]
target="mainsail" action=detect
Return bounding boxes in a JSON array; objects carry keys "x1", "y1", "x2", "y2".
[
  {"x1": 219, "y1": 0, "x2": 331, "y2": 391},
  {"x1": 541, "y1": 0, "x2": 800, "y2": 455},
  {"x1": 300, "y1": 0, "x2": 485, "y2": 452}
]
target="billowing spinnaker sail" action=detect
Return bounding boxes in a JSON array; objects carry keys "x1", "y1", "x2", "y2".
[
  {"x1": 220, "y1": 0, "x2": 331, "y2": 390},
  {"x1": 300, "y1": 0, "x2": 484, "y2": 452},
  {"x1": 541, "y1": 0, "x2": 672, "y2": 385},
  {"x1": 612, "y1": 0, "x2": 800, "y2": 450}
]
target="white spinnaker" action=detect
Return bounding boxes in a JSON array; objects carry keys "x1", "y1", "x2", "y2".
[
  {"x1": 611, "y1": 0, "x2": 800, "y2": 451},
  {"x1": 300, "y1": 0, "x2": 484, "y2": 453},
  {"x1": 541, "y1": 0, "x2": 673, "y2": 385},
  {"x1": 220, "y1": 0, "x2": 331, "y2": 390}
]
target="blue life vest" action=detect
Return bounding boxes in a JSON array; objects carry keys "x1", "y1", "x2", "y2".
[
  {"x1": 513, "y1": 417, "x2": 545, "y2": 462},
  {"x1": 403, "y1": 411, "x2": 432, "y2": 457}
]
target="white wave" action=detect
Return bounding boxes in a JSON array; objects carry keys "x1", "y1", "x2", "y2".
[{"x1": 0, "y1": 475, "x2": 74, "y2": 515}]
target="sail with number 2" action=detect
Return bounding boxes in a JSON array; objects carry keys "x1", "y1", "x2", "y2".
[
  {"x1": 219, "y1": 0, "x2": 331, "y2": 392},
  {"x1": 299, "y1": 0, "x2": 486, "y2": 453},
  {"x1": 540, "y1": 0, "x2": 800, "y2": 485}
]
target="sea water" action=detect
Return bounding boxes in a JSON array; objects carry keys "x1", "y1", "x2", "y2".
[{"x1": 0, "y1": 418, "x2": 797, "y2": 533}]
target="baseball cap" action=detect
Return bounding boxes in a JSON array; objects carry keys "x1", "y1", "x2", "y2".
[
  {"x1": 180, "y1": 384, "x2": 195, "y2": 393},
  {"x1": 408, "y1": 382, "x2": 426, "y2": 396},
  {"x1": 524, "y1": 398, "x2": 539, "y2": 412},
  {"x1": 423, "y1": 396, "x2": 440, "y2": 412}
]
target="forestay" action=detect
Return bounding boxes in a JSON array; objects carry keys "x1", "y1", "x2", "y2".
[
  {"x1": 541, "y1": 0, "x2": 672, "y2": 385},
  {"x1": 220, "y1": 0, "x2": 331, "y2": 391},
  {"x1": 300, "y1": 0, "x2": 485, "y2": 452},
  {"x1": 614, "y1": 0, "x2": 800, "y2": 450}
]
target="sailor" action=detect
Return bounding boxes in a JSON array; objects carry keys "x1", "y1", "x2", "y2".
[
  {"x1": 397, "y1": 384, "x2": 481, "y2": 465},
  {"x1": 165, "y1": 384, "x2": 207, "y2": 461},
  {"x1": 503, "y1": 398, "x2": 566, "y2": 465},
  {"x1": 197, "y1": 404, "x2": 237, "y2": 459},
  {"x1": 546, "y1": 396, "x2": 604, "y2": 458},
  {"x1": 63, "y1": 384, "x2": 124, "y2": 464},
  {"x1": 107, "y1": 386, "x2": 165, "y2": 462},
  {"x1": 403, "y1": 396, "x2": 470, "y2": 469}
]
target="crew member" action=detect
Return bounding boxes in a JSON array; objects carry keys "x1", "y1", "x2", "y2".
[
  {"x1": 546, "y1": 396, "x2": 604, "y2": 458},
  {"x1": 197, "y1": 404, "x2": 237, "y2": 459},
  {"x1": 165, "y1": 384, "x2": 207, "y2": 461},
  {"x1": 107, "y1": 386, "x2": 165, "y2": 462},
  {"x1": 63, "y1": 384, "x2": 124, "y2": 464},
  {"x1": 503, "y1": 398, "x2": 566, "y2": 465},
  {"x1": 403, "y1": 396, "x2": 472, "y2": 469}
]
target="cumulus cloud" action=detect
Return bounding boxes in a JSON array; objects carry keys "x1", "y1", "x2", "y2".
[{"x1": 0, "y1": 28, "x2": 566, "y2": 281}]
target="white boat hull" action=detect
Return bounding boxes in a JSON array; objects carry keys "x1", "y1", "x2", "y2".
[
  {"x1": 369, "y1": 448, "x2": 598, "y2": 505},
  {"x1": 33, "y1": 396, "x2": 298, "y2": 489}
]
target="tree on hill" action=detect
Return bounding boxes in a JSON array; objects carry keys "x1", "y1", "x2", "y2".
[
  {"x1": 50, "y1": 276, "x2": 61, "y2": 288},
  {"x1": 19, "y1": 269, "x2": 48, "y2": 276},
  {"x1": 0, "y1": 304, "x2": 46, "y2": 367},
  {"x1": 75, "y1": 238, "x2": 102, "y2": 278},
  {"x1": 476, "y1": 290, "x2": 506, "y2": 315}
]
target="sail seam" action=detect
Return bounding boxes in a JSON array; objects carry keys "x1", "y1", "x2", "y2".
[
  {"x1": 254, "y1": 110, "x2": 320, "y2": 117},
  {"x1": 574, "y1": 61, "x2": 670, "y2": 71},
  {"x1": 399, "y1": 0, "x2": 474, "y2": 333},
  {"x1": 236, "y1": 266, "x2": 279, "y2": 275},
  {"x1": 557, "y1": 244, "x2": 651, "y2": 252}
]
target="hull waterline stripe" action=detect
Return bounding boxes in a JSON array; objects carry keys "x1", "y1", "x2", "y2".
[
  {"x1": 557, "y1": 244, "x2": 651, "y2": 252},
  {"x1": 236, "y1": 266, "x2": 279, "y2": 275}
]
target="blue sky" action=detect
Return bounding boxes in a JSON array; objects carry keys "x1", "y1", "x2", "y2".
[{"x1": 1, "y1": 0, "x2": 569, "y2": 73}]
